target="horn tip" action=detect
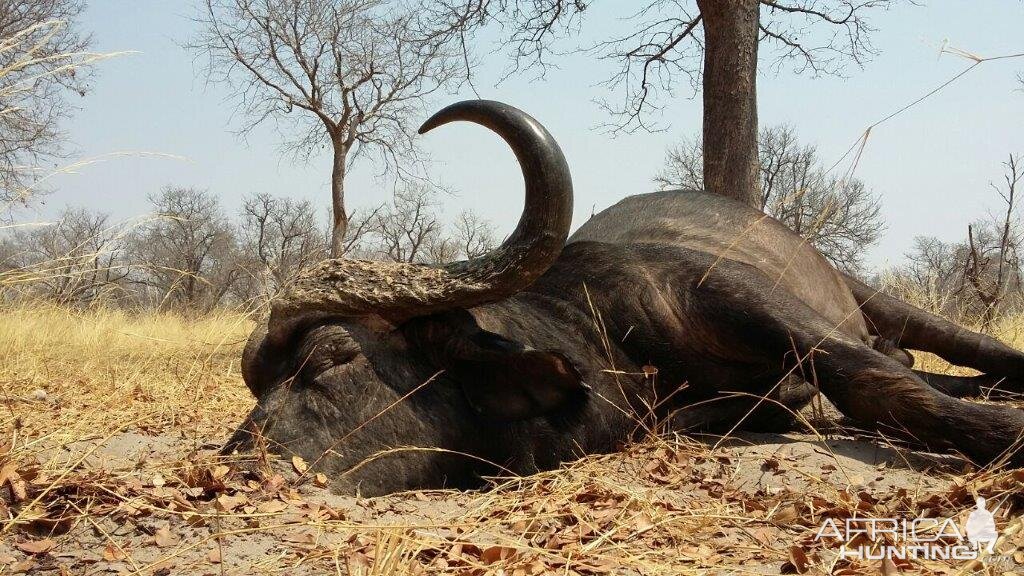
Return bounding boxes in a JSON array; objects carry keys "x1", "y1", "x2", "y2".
[
  {"x1": 418, "y1": 113, "x2": 448, "y2": 135},
  {"x1": 418, "y1": 100, "x2": 500, "y2": 135}
]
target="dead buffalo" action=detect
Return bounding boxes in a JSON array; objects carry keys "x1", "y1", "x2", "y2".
[{"x1": 228, "y1": 99, "x2": 1024, "y2": 495}]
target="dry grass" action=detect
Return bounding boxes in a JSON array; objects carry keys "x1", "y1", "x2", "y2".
[
  {"x1": 0, "y1": 304, "x2": 254, "y2": 446},
  {"x1": 3, "y1": 304, "x2": 1024, "y2": 575}
]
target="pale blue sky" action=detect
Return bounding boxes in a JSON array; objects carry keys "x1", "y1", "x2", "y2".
[{"x1": 35, "y1": 1, "x2": 1024, "y2": 270}]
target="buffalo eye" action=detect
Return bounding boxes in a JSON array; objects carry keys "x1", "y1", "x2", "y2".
[{"x1": 294, "y1": 324, "x2": 361, "y2": 381}]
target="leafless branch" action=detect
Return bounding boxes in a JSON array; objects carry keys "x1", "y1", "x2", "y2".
[
  {"x1": 962, "y1": 154, "x2": 1023, "y2": 329},
  {"x1": 0, "y1": 0, "x2": 94, "y2": 208},
  {"x1": 235, "y1": 192, "x2": 327, "y2": 302},
  {"x1": 190, "y1": 0, "x2": 462, "y2": 253},
  {"x1": 0, "y1": 207, "x2": 132, "y2": 306},
  {"x1": 657, "y1": 124, "x2": 884, "y2": 272},
  {"x1": 419, "y1": 0, "x2": 895, "y2": 131},
  {"x1": 130, "y1": 187, "x2": 241, "y2": 312}
]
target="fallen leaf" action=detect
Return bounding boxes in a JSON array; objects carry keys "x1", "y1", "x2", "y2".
[
  {"x1": 10, "y1": 559, "x2": 35, "y2": 574},
  {"x1": 773, "y1": 504, "x2": 800, "y2": 524},
  {"x1": 0, "y1": 463, "x2": 18, "y2": 485},
  {"x1": 102, "y1": 543, "x2": 127, "y2": 562},
  {"x1": 207, "y1": 548, "x2": 222, "y2": 563},
  {"x1": 257, "y1": 500, "x2": 288, "y2": 514},
  {"x1": 211, "y1": 465, "x2": 230, "y2": 481},
  {"x1": 782, "y1": 546, "x2": 810, "y2": 574},
  {"x1": 320, "y1": 503, "x2": 344, "y2": 520},
  {"x1": 292, "y1": 455, "x2": 308, "y2": 474},
  {"x1": 184, "y1": 511, "x2": 207, "y2": 527},
  {"x1": 314, "y1": 473, "x2": 328, "y2": 487},
  {"x1": 748, "y1": 527, "x2": 774, "y2": 546},
  {"x1": 216, "y1": 493, "x2": 249, "y2": 512},
  {"x1": 346, "y1": 551, "x2": 370, "y2": 573},
  {"x1": 880, "y1": 557, "x2": 900, "y2": 575},
  {"x1": 1, "y1": 463, "x2": 27, "y2": 502},
  {"x1": 15, "y1": 539, "x2": 55, "y2": 555},
  {"x1": 152, "y1": 525, "x2": 180, "y2": 548},
  {"x1": 633, "y1": 512, "x2": 656, "y2": 534},
  {"x1": 481, "y1": 545, "x2": 516, "y2": 564},
  {"x1": 264, "y1": 474, "x2": 286, "y2": 492},
  {"x1": 151, "y1": 474, "x2": 166, "y2": 487}
]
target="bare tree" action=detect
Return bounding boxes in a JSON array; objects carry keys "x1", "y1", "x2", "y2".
[
  {"x1": 236, "y1": 192, "x2": 327, "y2": 301},
  {"x1": 420, "y1": 0, "x2": 894, "y2": 207},
  {"x1": 420, "y1": 209, "x2": 497, "y2": 263},
  {"x1": 358, "y1": 183, "x2": 497, "y2": 264},
  {"x1": 452, "y1": 209, "x2": 496, "y2": 259},
  {"x1": 884, "y1": 155, "x2": 1024, "y2": 326},
  {"x1": 891, "y1": 223, "x2": 1023, "y2": 327},
  {"x1": 963, "y1": 155, "x2": 1023, "y2": 330},
  {"x1": 367, "y1": 183, "x2": 443, "y2": 263},
  {"x1": 896, "y1": 235, "x2": 967, "y2": 315},
  {"x1": 0, "y1": 0, "x2": 94, "y2": 209},
  {"x1": 192, "y1": 0, "x2": 462, "y2": 256},
  {"x1": 132, "y1": 187, "x2": 240, "y2": 311},
  {"x1": 425, "y1": 233, "x2": 459, "y2": 264},
  {"x1": 656, "y1": 124, "x2": 884, "y2": 273},
  {"x1": 0, "y1": 207, "x2": 130, "y2": 305},
  {"x1": 656, "y1": 136, "x2": 704, "y2": 191}
]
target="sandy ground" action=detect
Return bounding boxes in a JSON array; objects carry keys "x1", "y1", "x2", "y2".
[{"x1": 6, "y1": 423, "x2": 1004, "y2": 576}]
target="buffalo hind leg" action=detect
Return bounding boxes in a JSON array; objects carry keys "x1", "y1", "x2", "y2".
[
  {"x1": 823, "y1": 343, "x2": 1024, "y2": 465},
  {"x1": 872, "y1": 332, "x2": 1003, "y2": 398},
  {"x1": 913, "y1": 370, "x2": 1021, "y2": 399},
  {"x1": 845, "y1": 274, "x2": 1024, "y2": 385},
  {"x1": 669, "y1": 376, "x2": 817, "y2": 434},
  {"x1": 696, "y1": 270, "x2": 1024, "y2": 467},
  {"x1": 789, "y1": 320, "x2": 1024, "y2": 466}
]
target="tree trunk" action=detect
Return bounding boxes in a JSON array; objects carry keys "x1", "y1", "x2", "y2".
[
  {"x1": 329, "y1": 143, "x2": 349, "y2": 257},
  {"x1": 697, "y1": 0, "x2": 761, "y2": 208}
]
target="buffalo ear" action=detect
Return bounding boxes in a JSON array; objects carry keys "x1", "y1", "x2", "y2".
[
  {"x1": 457, "y1": 344, "x2": 590, "y2": 421},
  {"x1": 402, "y1": 312, "x2": 589, "y2": 421}
]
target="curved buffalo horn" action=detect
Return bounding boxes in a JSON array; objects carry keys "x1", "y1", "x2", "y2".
[{"x1": 267, "y1": 100, "x2": 573, "y2": 344}]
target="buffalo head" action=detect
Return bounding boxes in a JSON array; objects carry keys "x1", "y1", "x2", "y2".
[{"x1": 226, "y1": 101, "x2": 588, "y2": 495}]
